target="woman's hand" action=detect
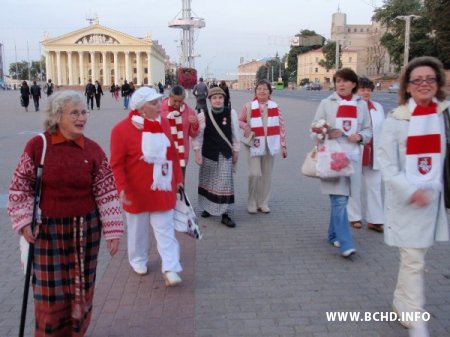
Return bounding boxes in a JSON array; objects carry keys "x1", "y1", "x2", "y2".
[
  {"x1": 107, "y1": 239, "x2": 120, "y2": 256},
  {"x1": 119, "y1": 190, "x2": 132, "y2": 205},
  {"x1": 328, "y1": 129, "x2": 343, "y2": 139},
  {"x1": 188, "y1": 115, "x2": 199, "y2": 127},
  {"x1": 195, "y1": 151, "x2": 203, "y2": 166},
  {"x1": 21, "y1": 225, "x2": 38, "y2": 244},
  {"x1": 232, "y1": 151, "x2": 238, "y2": 164},
  {"x1": 243, "y1": 125, "x2": 252, "y2": 137},
  {"x1": 348, "y1": 133, "x2": 362, "y2": 143},
  {"x1": 410, "y1": 189, "x2": 431, "y2": 208}
]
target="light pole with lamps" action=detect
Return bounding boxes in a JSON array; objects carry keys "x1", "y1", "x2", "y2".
[{"x1": 396, "y1": 15, "x2": 421, "y2": 68}]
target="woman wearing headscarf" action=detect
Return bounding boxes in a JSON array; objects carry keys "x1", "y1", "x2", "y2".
[
  {"x1": 377, "y1": 56, "x2": 449, "y2": 337},
  {"x1": 311, "y1": 68, "x2": 371, "y2": 257},
  {"x1": 193, "y1": 87, "x2": 240, "y2": 227},
  {"x1": 110, "y1": 87, "x2": 184, "y2": 286},
  {"x1": 238, "y1": 79, "x2": 287, "y2": 214},
  {"x1": 8, "y1": 90, "x2": 124, "y2": 336}
]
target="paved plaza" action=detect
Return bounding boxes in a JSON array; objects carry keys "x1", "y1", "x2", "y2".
[{"x1": 0, "y1": 88, "x2": 449, "y2": 337}]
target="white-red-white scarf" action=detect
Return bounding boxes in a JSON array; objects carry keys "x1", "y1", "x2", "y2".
[
  {"x1": 336, "y1": 99, "x2": 358, "y2": 136},
  {"x1": 335, "y1": 98, "x2": 360, "y2": 161},
  {"x1": 406, "y1": 99, "x2": 442, "y2": 191},
  {"x1": 250, "y1": 98, "x2": 280, "y2": 157},
  {"x1": 129, "y1": 111, "x2": 173, "y2": 191},
  {"x1": 167, "y1": 102, "x2": 186, "y2": 167}
]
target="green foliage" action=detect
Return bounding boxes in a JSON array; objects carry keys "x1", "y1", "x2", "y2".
[
  {"x1": 285, "y1": 30, "x2": 325, "y2": 82},
  {"x1": 318, "y1": 41, "x2": 341, "y2": 71},
  {"x1": 9, "y1": 57, "x2": 45, "y2": 80},
  {"x1": 373, "y1": 0, "x2": 438, "y2": 70},
  {"x1": 256, "y1": 56, "x2": 288, "y2": 86}
]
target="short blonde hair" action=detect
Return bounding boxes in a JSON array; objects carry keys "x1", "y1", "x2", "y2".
[{"x1": 43, "y1": 90, "x2": 84, "y2": 133}]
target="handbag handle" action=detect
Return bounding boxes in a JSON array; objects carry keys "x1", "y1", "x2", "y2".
[{"x1": 177, "y1": 186, "x2": 191, "y2": 207}]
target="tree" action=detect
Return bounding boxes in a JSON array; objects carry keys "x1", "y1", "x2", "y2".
[
  {"x1": 425, "y1": 0, "x2": 450, "y2": 68},
  {"x1": 366, "y1": 30, "x2": 387, "y2": 75},
  {"x1": 255, "y1": 54, "x2": 288, "y2": 86},
  {"x1": 318, "y1": 41, "x2": 342, "y2": 71},
  {"x1": 372, "y1": 0, "x2": 438, "y2": 71},
  {"x1": 9, "y1": 57, "x2": 45, "y2": 80},
  {"x1": 285, "y1": 30, "x2": 325, "y2": 83}
]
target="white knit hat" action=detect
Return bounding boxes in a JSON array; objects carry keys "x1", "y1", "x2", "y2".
[{"x1": 130, "y1": 87, "x2": 163, "y2": 110}]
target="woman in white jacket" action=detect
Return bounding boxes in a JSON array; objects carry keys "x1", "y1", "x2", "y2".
[
  {"x1": 347, "y1": 77, "x2": 385, "y2": 233},
  {"x1": 377, "y1": 56, "x2": 449, "y2": 337}
]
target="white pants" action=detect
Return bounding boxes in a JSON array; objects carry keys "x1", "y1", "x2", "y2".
[
  {"x1": 394, "y1": 248, "x2": 428, "y2": 327},
  {"x1": 246, "y1": 146, "x2": 274, "y2": 209},
  {"x1": 348, "y1": 166, "x2": 384, "y2": 224},
  {"x1": 347, "y1": 158, "x2": 362, "y2": 222},
  {"x1": 125, "y1": 210, "x2": 182, "y2": 273}
]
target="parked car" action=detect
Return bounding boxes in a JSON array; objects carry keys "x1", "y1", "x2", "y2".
[
  {"x1": 310, "y1": 83, "x2": 321, "y2": 91},
  {"x1": 388, "y1": 82, "x2": 400, "y2": 93}
]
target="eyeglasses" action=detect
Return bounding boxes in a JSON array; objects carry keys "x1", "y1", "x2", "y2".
[
  {"x1": 68, "y1": 110, "x2": 89, "y2": 120},
  {"x1": 409, "y1": 77, "x2": 437, "y2": 86}
]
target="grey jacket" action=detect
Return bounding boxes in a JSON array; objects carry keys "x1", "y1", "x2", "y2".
[
  {"x1": 377, "y1": 100, "x2": 450, "y2": 248},
  {"x1": 312, "y1": 92, "x2": 372, "y2": 196}
]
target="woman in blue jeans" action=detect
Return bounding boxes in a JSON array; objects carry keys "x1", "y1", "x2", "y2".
[{"x1": 311, "y1": 68, "x2": 371, "y2": 257}]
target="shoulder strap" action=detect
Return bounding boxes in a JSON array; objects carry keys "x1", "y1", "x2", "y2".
[
  {"x1": 38, "y1": 133, "x2": 47, "y2": 167},
  {"x1": 443, "y1": 108, "x2": 450, "y2": 145},
  {"x1": 206, "y1": 109, "x2": 233, "y2": 150}
]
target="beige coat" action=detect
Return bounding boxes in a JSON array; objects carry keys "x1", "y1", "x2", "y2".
[{"x1": 377, "y1": 100, "x2": 450, "y2": 248}]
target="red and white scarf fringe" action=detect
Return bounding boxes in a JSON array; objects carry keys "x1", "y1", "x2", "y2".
[{"x1": 250, "y1": 98, "x2": 280, "y2": 157}]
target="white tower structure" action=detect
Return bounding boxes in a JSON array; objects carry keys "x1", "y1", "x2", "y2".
[{"x1": 169, "y1": 0, "x2": 205, "y2": 68}]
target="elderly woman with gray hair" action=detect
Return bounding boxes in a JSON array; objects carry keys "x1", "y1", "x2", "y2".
[
  {"x1": 110, "y1": 87, "x2": 184, "y2": 286},
  {"x1": 8, "y1": 90, "x2": 124, "y2": 336}
]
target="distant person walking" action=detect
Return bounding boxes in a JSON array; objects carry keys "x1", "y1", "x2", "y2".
[
  {"x1": 219, "y1": 80, "x2": 231, "y2": 108},
  {"x1": 121, "y1": 80, "x2": 131, "y2": 109},
  {"x1": 30, "y1": 81, "x2": 41, "y2": 111},
  {"x1": 94, "y1": 80, "x2": 104, "y2": 110},
  {"x1": 20, "y1": 81, "x2": 31, "y2": 112},
  {"x1": 110, "y1": 83, "x2": 116, "y2": 98},
  {"x1": 193, "y1": 77, "x2": 208, "y2": 113},
  {"x1": 44, "y1": 79, "x2": 54, "y2": 97},
  {"x1": 158, "y1": 81, "x2": 164, "y2": 94},
  {"x1": 85, "y1": 79, "x2": 95, "y2": 111}
]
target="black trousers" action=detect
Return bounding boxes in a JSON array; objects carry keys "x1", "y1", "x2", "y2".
[
  {"x1": 95, "y1": 94, "x2": 102, "y2": 108},
  {"x1": 86, "y1": 95, "x2": 94, "y2": 110},
  {"x1": 32, "y1": 96, "x2": 40, "y2": 111}
]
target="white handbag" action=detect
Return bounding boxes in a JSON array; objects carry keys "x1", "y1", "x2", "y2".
[{"x1": 174, "y1": 188, "x2": 202, "y2": 240}]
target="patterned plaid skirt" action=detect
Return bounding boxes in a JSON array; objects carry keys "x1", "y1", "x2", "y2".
[
  {"x1": 198, "y1": 154, "x2": 234, "y2": 216},
  {"x1": 33, "y1": 210, "x2": 101, "y2": 337}
]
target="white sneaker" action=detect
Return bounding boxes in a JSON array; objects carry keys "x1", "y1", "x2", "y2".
[
  {"x1": 163, "y1": 271, "x2": 182, "y2": 287},
  {"x1": 132, "y1": 265, "x2": 147, "y2": 275},
  {"x1": 393, "y1": 302, "x2": 413, "y2": 329},
  {"x1": 332, "y1": 241, "x2": 340, "y2": 248},
  {"x1": 258, "y1": 206, "x2": 271, "y2": 213},
  {"x1": 342, "y1": 248, "x2": 356, "y2": 257}
]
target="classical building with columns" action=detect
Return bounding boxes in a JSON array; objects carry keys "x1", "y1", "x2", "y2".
[{"x1": 41, "y1": 21, "x2": 168, "y2": 86}]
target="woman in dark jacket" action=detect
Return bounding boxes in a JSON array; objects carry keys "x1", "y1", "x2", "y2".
[
  {"x1": 20, "y1": 81, "x2": 31, "y2": 112},
  {"x1": 94, "y1": 80, "x2": 104, "y2": 110},
  {"x1": 219, "y1": 80, "x2": 231, "y2": 108}
]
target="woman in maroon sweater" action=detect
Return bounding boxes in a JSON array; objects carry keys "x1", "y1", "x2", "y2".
[
  {"x1": 8, "y1": 90, "x2": 124, "y2": 337},
  {"x1": 110, "y1": 87, "x2": 184, "y2": 286}
]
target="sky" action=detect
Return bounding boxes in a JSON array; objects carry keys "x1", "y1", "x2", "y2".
[{"x1": 1, "y1": 0, "x2": 383, "y2": 80}]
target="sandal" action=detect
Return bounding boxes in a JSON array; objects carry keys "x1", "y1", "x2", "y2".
[
  {"x1": 368, "y1": 223, "x2": 384, "y2": 233},
  {"x1": 350, "y1": 221, "x2": 362, "y2": 229},
  {"x1": 221, "y1": 214, "x2": 236, "y2": 228}
]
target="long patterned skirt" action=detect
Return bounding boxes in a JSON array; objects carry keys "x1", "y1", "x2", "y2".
[
  {"x1": 198, "y1": 154, "x2": 234, "y2": 216},
  {"x1": 33, "y1": 210, "x2": 101, "y2": 337}
]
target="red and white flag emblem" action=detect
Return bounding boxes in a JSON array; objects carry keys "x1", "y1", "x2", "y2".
[
  {"x1": 417, "y1": 157, "x2": 432, "y2": 175},
  {"x1": 162, "y1": 163, "x2": 169, "y2": 176},
  {"x1": 254, "y1": 138, "x2": 260, "y2": 148},
  {"x1": 343, "y1": 120, "x2": 352, "y2": 132}
]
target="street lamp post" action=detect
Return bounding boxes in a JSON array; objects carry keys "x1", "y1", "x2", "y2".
[{"x1": 396, "y1": 15, "x2": 421, "y2": 68}]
